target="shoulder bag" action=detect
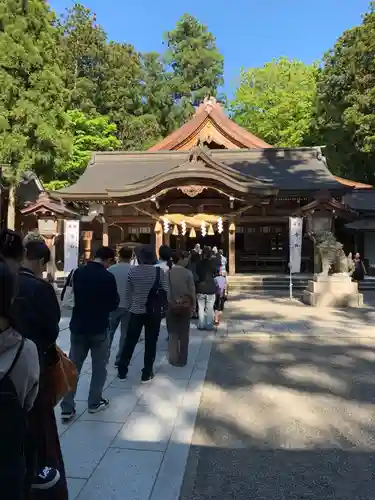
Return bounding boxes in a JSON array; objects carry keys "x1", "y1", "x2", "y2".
[
  {"x1": 49, "y1": 346, "x2": 78, "y2": 407},
  {"x1": 61, "y1": 269, "x2": 76, "y2": 310}
]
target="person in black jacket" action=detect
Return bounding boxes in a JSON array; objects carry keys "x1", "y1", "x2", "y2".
[
  {"x1": 11, "y1": 240, "x2": 68, "y2": 498},
  {"x1": 61, "y1": 247, "x2": 119, "y2": 421}
]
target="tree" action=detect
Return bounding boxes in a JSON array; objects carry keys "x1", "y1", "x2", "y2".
[
  {"x1": 316, "y1": 3, "x2": 375, "y2": 183},
  {"x1": 0, "y1": 0, "x2": 71, "y2": 228},
  {"x1": 231, "y1": 57, "x2": 318, "y2": 147},
  {"x1": 45, "y1": 110, "x2": 120, "y2": 190},
  {"x1": 140, "y1": 52, "x2": 177, "y2": 137},
  {"x1": 164, "y1": 14, "x2": 224, "y2": 124},
  {"x1": 98, "y1": 42, "x2": 158, "y2": 149},
  {"x1": 58, "y1": 2, "x2": 107, "y2": 114}
]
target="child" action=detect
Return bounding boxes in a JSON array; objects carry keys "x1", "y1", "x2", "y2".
[
  {"x1": 214, "y1": 271, "x2": 227, "y2": 326},
  {"x1": 0, "y1": 259, "x2": 40, "y2": 499}
]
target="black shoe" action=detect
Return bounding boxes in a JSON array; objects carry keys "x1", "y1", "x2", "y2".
[
  {"x1": 88, "y1": 398, "x2": 110, "y2": 414},
  {"x1": 32, "y1": 467, "x2": 60, "y2": 490},
  {"x1": 141, "y1": 372, "x2": 155, "y2": 384},
  {"x1": 61, "y1": 409, "x2": 76, "y2": 422},
  {"x1": 117, "y1": 369, "x2": 127, "y2": 380}
]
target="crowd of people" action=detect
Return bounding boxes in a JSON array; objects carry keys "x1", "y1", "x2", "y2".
[
  {"x1": 0, "y1": 228, "x2": 228, "y2": 499},
  {"x1": 0, "y1": 229, "x2": 68, "y2": 500},
  {"x1": 60, "y1": 242, "x2": 228, "y2": 421}
]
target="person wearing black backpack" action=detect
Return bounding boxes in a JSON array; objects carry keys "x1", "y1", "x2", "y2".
[
  {"x1": 117, "y1": 245, "x2": 167, "y2": 383},
  {"x1": 0, "y1": 258, "x2": 40, "y2": 500}
]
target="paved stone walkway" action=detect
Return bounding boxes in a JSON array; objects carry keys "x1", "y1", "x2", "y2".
[
  {"x1": 57, "y1": 293, "x2": 375, "y2": 499},
  {"x1": 181, "y1": 294, "x2": 375, "y2": 500},
  {"x1": 56, "y1": 320, "x2": 213, "y2": 500}
]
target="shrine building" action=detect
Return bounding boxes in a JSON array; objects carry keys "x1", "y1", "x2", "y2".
[{"x1": 21, "y1": 97, "x2": 375, "y2": 275}]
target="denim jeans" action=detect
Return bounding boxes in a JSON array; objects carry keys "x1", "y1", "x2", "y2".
[
  {"x1": 197, "y1": 293, "x2": 215, "y2": 330},
  {"x1": 108, "y1": 307, "x2": 129, "y2": 364},
  {"x1": 118, "y1": 313, "x2": 161, "y2": 378},
  {"x1": 61, "y1": 332, "x2": 109, "y2": 412}
]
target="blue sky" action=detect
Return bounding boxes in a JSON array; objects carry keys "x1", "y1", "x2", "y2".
[{"x1": 50, "y1": 0, "x2": 370, "y2": 96}]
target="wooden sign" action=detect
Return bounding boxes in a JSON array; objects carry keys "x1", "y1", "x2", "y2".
[
  {"x1": 38, "y1": 219, "x2": 57, "y2": 236},
  {"x1": 81, "y1": 230, "x2": 93, "y2": 241}
]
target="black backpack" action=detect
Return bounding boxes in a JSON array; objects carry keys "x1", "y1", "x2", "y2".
[
  {"x1": 146, "y1": 267, "x2": 168, "y2": 319},
  {"x1": 0, "y1": 338, "x2": 28, "y2": 497}
]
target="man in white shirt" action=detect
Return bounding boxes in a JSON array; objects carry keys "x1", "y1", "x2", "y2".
[{"x1": 108, "y1": 246, "x2": 132, "y2": 365}]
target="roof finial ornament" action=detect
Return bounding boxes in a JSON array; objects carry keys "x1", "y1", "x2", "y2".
[{"x1": 203, "y1": 96, "x2": 217, "y2": 113}]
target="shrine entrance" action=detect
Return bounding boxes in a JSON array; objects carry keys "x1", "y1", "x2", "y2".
[{"x1": 170, "y1": 232, "x2": 223, "y2": 251}]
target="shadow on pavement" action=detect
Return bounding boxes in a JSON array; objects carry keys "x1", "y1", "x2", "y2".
[{"x1": 180, "y1": 296, "x2": 375, "y2": 500}]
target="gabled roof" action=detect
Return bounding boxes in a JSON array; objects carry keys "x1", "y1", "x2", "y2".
[
  {"x1": 57, "y1": 146, "x2": 346, "y2": 201},
  {"x1": 57, "y1": 147, "x2": 277, "y2": 201},
  {"x1": 298, "y1": 191, "x2": 357, "y2": 219},
  {"x1": 344, "y1": 189, "x2": 375, "y2": 212},
  {"x1": 21, "y1": 192, "x2": 79, "y2": 219},
  {"x1": 149, "y1": 97, "x2": 271, "y2": 151}
]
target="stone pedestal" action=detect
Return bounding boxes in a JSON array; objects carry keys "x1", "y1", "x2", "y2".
[{"x1": 303, "y1": 274, "x2": 363, "y2": 307}]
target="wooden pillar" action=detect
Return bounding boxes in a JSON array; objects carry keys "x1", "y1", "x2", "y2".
[
  {"x1": 102, "y1": 221, "x2": 109, "y2": 246},
  {"x1": 228, "y1": 222, "x2": 236, "y2": 275},
  {"x1": 45, "y1": 235, "x2": 57, "y2": 281},
  {"x1": 154, "y1": 221, "x2": 162, "y2": 258},
  {"x1": 82, "y1": 231, "x2": 93, "y2": 262},
  {"x1": 163, "y1": 231, "x2": 170, "y2": 247},
  {"x1": 37, "y1": 218, "x2": 58, "y2": 281}
]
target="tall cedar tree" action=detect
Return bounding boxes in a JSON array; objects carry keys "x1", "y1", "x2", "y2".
[
  {"x1": 317, "y1": 3, "x2": 375, "y2": 183},
  {"x1": 231, "y1": 58, "x2": 318, "y2": 147},
  {"x1": 58, "y1": 3, "x2": 107, "y2": 114},
  {"x1": 98, "y1": 42, "x2": 161, "y2": 149},
  {"x1": 0, "y1": 0, "x2": 71, "y2": 228},
  {"x1": 164, "y1": 14, "x2": 224, "y2": 125},
  {"x1": 140, "y1": 52, "x2": 177, "y2": 138}
]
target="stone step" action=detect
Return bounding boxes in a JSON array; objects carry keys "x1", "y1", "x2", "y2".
[{"x1": 228, "y1": 278, "x2": 375, "y2": 291}]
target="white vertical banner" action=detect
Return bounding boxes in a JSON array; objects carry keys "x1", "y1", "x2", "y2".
[
  {"x1": 64, "y1": 220, "x2": 80, "y2": 274},
  {"x1": 289, "y1": 217, "x2": 303, "y2": 274}
]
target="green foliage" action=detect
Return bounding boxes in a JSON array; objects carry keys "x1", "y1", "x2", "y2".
[
  {"x1": 231, "y1": 57, "x2": 318, "y2": 147},
  {"x1": 164, "y1": 14, "x2": 224, "y2": 124},
  {"x1": 98, "y1": 42, "x2": 162, "y2": 149},
  {"x1": 57, "y1": 3, "x2": 107, "y2": 114},
  {"x1": 54, "y1": 110, "x2": 121, "y2": 184},
  {"x1": 140, "y1": 52, "x2": 177, "y2": 136},
  {"x1": 316, "y1": 3, "x2": 375, "y2": 183},
  {"x1": 0, "y1": 0, "x2": 71, "y2": 185}
]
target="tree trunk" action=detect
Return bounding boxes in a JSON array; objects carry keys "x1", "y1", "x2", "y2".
[{"x1": 6, "y1": 184, "x2": 16, "y2": 230}]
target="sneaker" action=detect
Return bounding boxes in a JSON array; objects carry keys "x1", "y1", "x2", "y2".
[
  {"x1": 32, "y1": 467, "x2": 60, "y2": 490},
  {"x1": 61, "y1": 409, "x2": 76, "y2": 422},
  {"x1": 141, "y1": 372, "x2": 155, "y2": 384},
  {"x1": 88, "y1": 398, "x2": 110, "y2": 413}
]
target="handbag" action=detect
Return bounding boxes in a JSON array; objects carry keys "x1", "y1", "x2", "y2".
[
  {"x1": 168, "y1": 271, "x2": 192, "y2": 313},
  {"x1": 49, "y1": 346, "x2": 78, "y2": 407},
  {"x1": 61, "y1": 269, "x2": 76, "y2": 309}
]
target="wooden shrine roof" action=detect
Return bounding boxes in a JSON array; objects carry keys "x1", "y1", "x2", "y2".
[
  {"x1": 57, "y1": 146, "x2": 346, "y2": 201},
  {"x1": 149, "y1": 97, "x2": 271, "y2": 151},
  {"x1": 21, "y1": 192, "x2": 80, "y2": 218},
  {"x1": 53, "y1": 97, "x2": 369, "y2": 203},
  {"x1": 344, "y1": 189, "x2": 375, "y2": 213}
]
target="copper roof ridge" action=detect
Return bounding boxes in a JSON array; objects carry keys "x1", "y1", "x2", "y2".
[{"x1": 333, "y1": 175, "x2": 373, "y2": 189}]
